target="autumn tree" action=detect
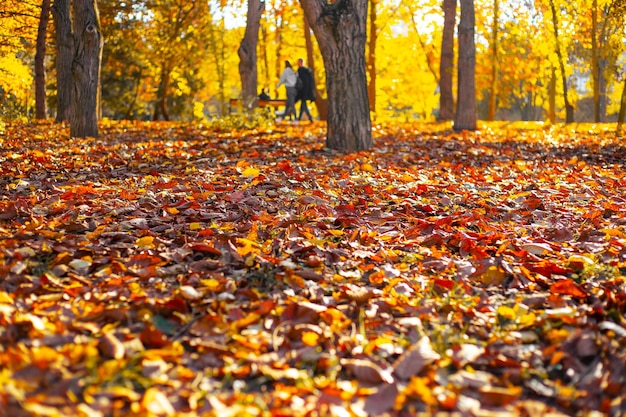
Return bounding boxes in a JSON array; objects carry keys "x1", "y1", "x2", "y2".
[
  {"x1": 548, "y1": 0, "x2": 574, "y2": 123},
  {"x1": 367, "y1": 0, "x2": 378, "y2": 116},
  {"x1": 487, "y1": 0, "x2": 498, "y2": 120},
  {"x1": 238, "y1": 0, "x2": 264, "y2": 110},
  {"x1": 438, "y1": 0, "x2": 456, "y2": 121},
  {"x1": 453, "y1": 0, "x2": 476, "y2": 130},
  {"x1": 69, "y1": 0, "x2": 103, "y2": 137},
  {"x1": 52, "y1": 0, "x2": 73, "y2": 123},
  {"x1": 35, "y1": 0, "x2": 51, "y2": 119},
  {"x1": 0, "y1": 0, "x2": 38, "y2": 118},
  {"x1": 299, "y1": 0, "x2": 372, "y2": 151}
]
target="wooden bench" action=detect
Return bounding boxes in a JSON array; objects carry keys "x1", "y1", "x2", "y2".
[{"x1": 229, "y1": 98, "x2": 286, "y2": 114}]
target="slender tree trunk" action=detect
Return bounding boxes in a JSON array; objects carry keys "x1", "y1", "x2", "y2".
[
  {"x1": 548, "y1": 0, "x2": 574, "y2": 123},
  {"x1": 367, "y1": 0, "x2": 377, "y2": 116},
  {"x1": 617, "y1": 77, "x2": 626, "y2": 135},
  {"x1": 300, "y1": 0, "x2": 372, "y2": 151},
  {"x1": 438, "y1": 0, "x2": 456, "y2": 121},
  {"x1": 153, "y1": 64, "x2": 171, "y2": 121},
  {"x1": 598, "y1": 57, "x2": 607, "y2": 121},
  {"x1": 453, "y1": 0, "x2": 477, "y2": 131},
  {"x1": 52, "y1": 0, "x2": 73, "y2": 123},
  {"x1": 304, "y1": 15, "x2": 327, "y2": 120},
  {"x1": 487, "y1": 0, "x2": 498, "y2": 121},
  {"x1": 35, "y1": 0, "x2": 51, "y2": 120},
  {"x1": 260, "y1": 21, "x2": 269, "y2": 91},
  {"x1": 592, "y1": 0, "x2": 600, "y2": 122},
  {"x1": 238, "y1": 0, "x2": 264, "y2": 110},
  {"x1": 70, "y1": 0, "x2": 103, "y2": 137},
  {"x1": 548, "y1": 66, "x2": 556, "y2": 123}
]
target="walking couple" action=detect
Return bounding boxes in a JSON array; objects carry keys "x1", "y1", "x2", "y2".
[{"x1": 276, "y1": 58, "x2": 316, "y2": 122}]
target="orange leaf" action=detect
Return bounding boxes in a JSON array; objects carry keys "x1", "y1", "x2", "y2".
[{"x1": 550, "y1": 279, "x2": 587, "y2": 299}]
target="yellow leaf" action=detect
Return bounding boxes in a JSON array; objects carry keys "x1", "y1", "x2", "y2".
[
  {"x1": 135, "y1": 236, "x2": 155, "y2": 248},
  {"x1": 360, "y1": 163, "x2": 376, "y2": 172},
  {"x1": 189, "y1": 222, "x2": 202, "y2": 231},
  {"x1": 241, "y1": 166, "x2": 260, "y2": 177},
  {"x1": 480, "y1": 266, "x2": 506, "y2": 285},
  {"x1": 518, "y1": 312, "x2": 537, "y2": 327},
  {"x1": 496, "y1": 305, "x2": 516, "y2": 321},
  {"x1": 166, "y1": 207, "x2": 179, "y2": 215},
  {"x1": 0, "y1": 291, "x2": 14, "y2": 304},
  {"x1": 302, "y1": 331, "x2": 320, "y2": 346}
]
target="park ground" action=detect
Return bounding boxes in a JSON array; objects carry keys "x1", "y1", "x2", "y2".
[{"x1": 0, "y1": 119, "x2": 625, "y2": 416}]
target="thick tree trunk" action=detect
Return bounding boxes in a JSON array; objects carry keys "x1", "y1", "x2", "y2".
[
  {"x1": 238, "y1": 0, "x2": 263, "y2": 110},
  {"x1": 300, "y1": 0, "x2": 372, "y2": 151},
  {"x1": 367, "y1": 0, "x2": 377, "y2": 116},
  {"x1": 52, "y1": 0, "x2": 73, "y2": 123},
  {"x1": 453, "y1": 0, "x2": 477, "y2": 131},
  {"x1": 548, "y1": 0, "x2": 573, "y2": 123},
  {"x1": 304, "y1": 16, "x2": 327, "y2": 121},
  {"x1": 70, "y1": 0, "x2": 103, "y2": 137},
  {"x1": 438, "y1": 0, "x2": 456, "y2": 121},
  {"x1": 35, "y1": 0, "x2": 51, "y2": 120}
]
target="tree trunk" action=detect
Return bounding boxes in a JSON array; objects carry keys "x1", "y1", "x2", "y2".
[
  {"x1": 70, "y1": 0, "x2": 103, "y2": 137},
  {"x1": 487, "y1": 0, "x2": 498, "y2": 121},
  {"x1": 238, "y1": 0, "x2": 264, "y2": 110},
  {"x1": 153, "y1": 64, "x2": 171, "y2": 121},
  {"x1": 453, "y1": 0, "x2": 476, "y2": 131},
  {"x1": 548, "y1": 67, "x2": 556, "y2": 123},
  {"x1": 367, "y1": 0, "x2": 377, "y2": 116},
  {"x1": 591, "y1": 0, "x2": 599, "y2": 122},
  {"x1": 438, "y1": 0, "x2": 456, "y2": 121},
  {"x1": 304, "y1": 15, "x2": 327, "y2": 121},
  {"x1": 616, "y1": 77, "x2": 626, "y2": 135},
  {"x1": 52, "y1": 0, "x2": 73, "y2": 123},
  {"x1": 35, "y1": 0, "x2": 51, "y2": 120},
  {"x1": 300, "y1": 0, "x2": 372, "y2": 151},
  {"x1": 548, "y1": 0, "x2": 573, "y2": 123}
]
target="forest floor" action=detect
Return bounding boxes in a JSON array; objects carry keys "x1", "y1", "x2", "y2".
[{"x1": 0, "y1": 119, "x2": 625, "y2": 416}]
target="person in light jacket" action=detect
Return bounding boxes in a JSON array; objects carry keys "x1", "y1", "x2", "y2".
[{"x1": 276, "y1": 60, "x2": 298, "y2": 121}]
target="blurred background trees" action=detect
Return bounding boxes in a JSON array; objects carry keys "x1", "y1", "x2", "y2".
[{"x1": 1, "y1": 0, "x2": 626, "y2": 124}]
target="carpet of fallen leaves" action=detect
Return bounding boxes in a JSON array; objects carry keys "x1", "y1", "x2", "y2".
[{"x1": 0, "y1": 119, "x2": 625, "y2": 417}]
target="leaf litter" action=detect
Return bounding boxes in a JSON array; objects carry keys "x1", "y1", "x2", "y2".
[{"x1": 0, "y1": 120, "x2": 625, "y2": 416}]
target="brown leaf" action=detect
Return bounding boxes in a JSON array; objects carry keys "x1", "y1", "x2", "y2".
[
  {"x1": 393, "y1": 336, "x2": 440, "y2": 380},
  {"x1": 363, "y1": 382, "x2": 399, "y2": 415},
  {"x1": 98, "y1": 332, "x2": 125, "y2": 360},
  {"x1": 340, "y1": 358, "x2": 394, "y2": 384}
]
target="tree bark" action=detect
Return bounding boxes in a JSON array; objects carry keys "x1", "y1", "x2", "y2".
[
  {"x1": 52, "y1": 0, "x2": 73, "y2": 123},
  {"x1": 548, "y1": 0, "x2": 573, "y2": 123},
  {"x1": 367, "y1": 0, "x2": 377, "y2": 116},
  {"x1": 299, "y1": 0, "x2": 372, "y2": 151},
  {"x1": 35, "y1": 0, "x2": 51, "y2": 120},
  {"x1": 238, "y1": 0, "x2": 264, "y2": 110},
  {"x1": 70, "y1": 0, "x2": 103, "y2": 137},
  {"x1": 438, "y1": 0, "x2": 456, "y2": 121},
  {"x1": 153, "y1": 64, "x2": 171, "y2": 121},
  {"x1": 592, "y1": 0, "x2": 599, "y2": 122},
  {"x1": 616, "y1": 76, "x2": 626, "y2": 135},
  {"x1": 453, "y1": 0, "x2": 476, "y2": 131},
  {"x1": 548, "y1": 66, "x2": 556, "y2": 123}
]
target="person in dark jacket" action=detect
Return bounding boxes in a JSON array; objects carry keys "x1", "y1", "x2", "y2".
[{"x1": 295, "y1": 58, "x2": 316, "y2": 122}]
